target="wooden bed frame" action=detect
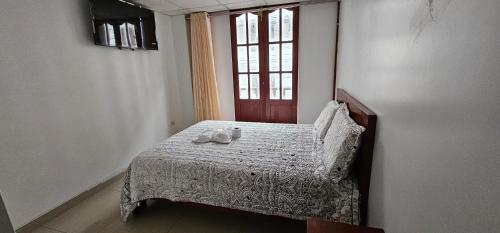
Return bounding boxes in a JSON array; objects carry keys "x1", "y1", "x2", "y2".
[
  {"x1": 137, "y1": 88, "x2": 377, "y2": 226},
  {"x1": 336, "y1": 88, "x2": 377, "y2": 226}
]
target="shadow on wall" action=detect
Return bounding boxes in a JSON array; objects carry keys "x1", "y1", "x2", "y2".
[
  {"x1": 368, "y1": 119, "x2": 386, "y2": 228},
  {"x1": 0, "y1": 193, "x2": 15, "y2": 233},
  {"x1": 76, "y1": 0, "x2": 95, "y2": 46},
  {"x1": 410, "y1": 0, "x2": 452, "y2": 41}
]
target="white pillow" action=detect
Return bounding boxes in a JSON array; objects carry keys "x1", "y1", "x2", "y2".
[
  {"x1": 322, "y1": 104, "x2": 365, "y2": 182},
  {"x1": 313, "y1": 101, "x2": 341, "y2": 141}
]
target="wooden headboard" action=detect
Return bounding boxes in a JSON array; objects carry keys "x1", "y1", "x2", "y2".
[{"x1": 335, "y1": 89, "x2": 377, "y2": 226}]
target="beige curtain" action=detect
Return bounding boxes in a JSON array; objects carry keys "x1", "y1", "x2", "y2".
[{"x1": 190, "y1": 12, "x2": 221, "y2": 121}]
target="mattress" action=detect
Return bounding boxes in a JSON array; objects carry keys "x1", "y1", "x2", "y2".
[{"x1": 120, "y1": 120, "x2": 359, "y2": 224}]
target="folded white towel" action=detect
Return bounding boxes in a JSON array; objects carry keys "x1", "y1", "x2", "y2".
[
  {"x1": 192, "y1": 130, "x2": 213, "y2": 143},
  {"x1": 192, "y1": 128, "x2": 232, "y2": 144}
]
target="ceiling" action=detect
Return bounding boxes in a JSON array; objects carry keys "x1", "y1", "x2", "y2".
[{"x1": 132, "y1": 0, "x2": 308, "y2": 16}]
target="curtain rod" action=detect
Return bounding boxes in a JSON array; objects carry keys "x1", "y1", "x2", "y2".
[{"x1": 185, "y1": 0, "x2": 339, "y2": 19}]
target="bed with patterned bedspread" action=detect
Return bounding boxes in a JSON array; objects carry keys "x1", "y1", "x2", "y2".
[{"x1": 120, "y1": 120, "x2": 360, "y2": 224}]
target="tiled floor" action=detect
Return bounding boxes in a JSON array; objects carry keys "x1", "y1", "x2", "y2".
[{"x1": 30, "y1": 177, "x2": 306, "y2": 233}]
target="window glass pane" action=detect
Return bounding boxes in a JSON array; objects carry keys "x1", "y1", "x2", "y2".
[
  {"x1": 250, "y1": 74, "x2": 260, "y2": 99},
  {"x1": 248, "y1": 45, "x2": 259, "y2": 72},
  {"x1": 97, "y1": 24, "x2": 107, "y2": 45},
  {"x1": 127, "y1": 23, "x2": 138, "y2": 49},
  {"x1": 269, "y1": 44, "x2": 280, "y2": 72},
  {"x1": 119, "y1": 23, "x2": 129, "y2": 47},
  {"x1": 268, "y1": 10, "x2": 280, "y2": 42},
  {"x1": 239, "y1": 74, "x2": 249, "y2": 99},
  {"x1": 282, "y1": 73, "x2": 292, "y2": 100},
  {"x1": 236, "y1": 14, "x2": 247, "y2": 44},
  {"x1": 270, "y1": 73, "x2": 280, "y2": 99},
  {"x1": 281, "y1": 43, "x2": 293, "y2": 71},
  {"x1": 237, "y1": 46, "x2": 248, "y2": 72},
  {"x1": 282, "y1": 9, "x2": 293, "y2": 41},
  {"x1": 106, "y1": 24, "x2": 116, "y2": 46},
  {"x1": 248, "y1": 13, "x2": 258, "y2": 44}
]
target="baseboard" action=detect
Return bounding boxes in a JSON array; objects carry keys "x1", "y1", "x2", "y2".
[{"x1": 16, "y1": 171, "x2": 125, "y2": 233}]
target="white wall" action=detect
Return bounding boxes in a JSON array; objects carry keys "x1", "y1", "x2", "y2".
[
  {"x1": 337, "y1": 0, "x2": 500, "y2": 232},
  {"x1": 210, "y1": 3, "x2": 337, "y2": 122},
  {"x1": 159, "y1": 13, "x2": 188, "y2": 135},
  {"x1": 0, "y1": 0, "x2": 182, "y2": 229},
  {"x1": 211, "y1": 15, "x2": 236, "y2": 121},
  {"x1": 170, "y1": 15, "x2": 196, "y2": 129},
  {"x1": 298, "y1": 2, "x2": 337, "y2": 123}
]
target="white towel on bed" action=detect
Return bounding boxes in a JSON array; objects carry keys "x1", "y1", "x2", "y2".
[{"x1": 192, "y1": 128, "x2": 232, "y2": 144}]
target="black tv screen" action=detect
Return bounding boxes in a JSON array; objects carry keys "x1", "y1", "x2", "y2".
[{"x1": 89, "y1": 0, "x2": 158, "y2": 50}]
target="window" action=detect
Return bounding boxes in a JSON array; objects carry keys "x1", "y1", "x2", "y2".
[
  {"x1": 267, "y1": 8, "x2": 295, "y2": 100},
  {"x1": 231, "y1": 6, "x2": 299, "y2": 123},
  {"x1": 235, "y1": 12, "x2": 261, "y2": 100},
  {"x1": 232, "y1": 6, "x2": 298, "y2": 101}
]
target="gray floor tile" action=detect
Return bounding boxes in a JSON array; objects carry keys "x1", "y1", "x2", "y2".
[
  {"x1": 168, "y1": 205, "x2": 305, "y2": 233},
  {"x1": 168, "y1": 207, "x2": 242, "y2": 233},
  {"x1": 90, "y1": 200, "x2": 181, "y2": 233},
  {"x1": 43, "y1": 188, "x2": 121, "y2": 233},
  {"x1": 106, "y1": 176, "x2": 125, "y2": 193},
  {"x1": 31, "y1": 226, "x2": 65, "y2": 233},
  {"x1": 38, "y1": 180, "x2": 304, "y2": 233}
]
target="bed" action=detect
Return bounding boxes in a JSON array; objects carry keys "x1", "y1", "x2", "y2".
[{"x1": 120, "y1": 89, "x2": 377, "y2": 226}]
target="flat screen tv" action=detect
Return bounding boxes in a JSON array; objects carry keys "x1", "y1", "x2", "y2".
[{"x1": 89, "y1": 0, "x2": 158, "y2": 50}]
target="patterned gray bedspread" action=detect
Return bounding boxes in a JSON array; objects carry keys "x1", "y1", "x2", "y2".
[{"x1": 120, "y1": 120, "x2": 359, "y2": 224}]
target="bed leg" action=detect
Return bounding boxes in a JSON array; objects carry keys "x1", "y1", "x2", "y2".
[
  {"x1": 139, "y1": 200, "x2": 147, "y2": 208},
  {"x1": 133, "y1": 200, "x2": 147, "y2": 215}
]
